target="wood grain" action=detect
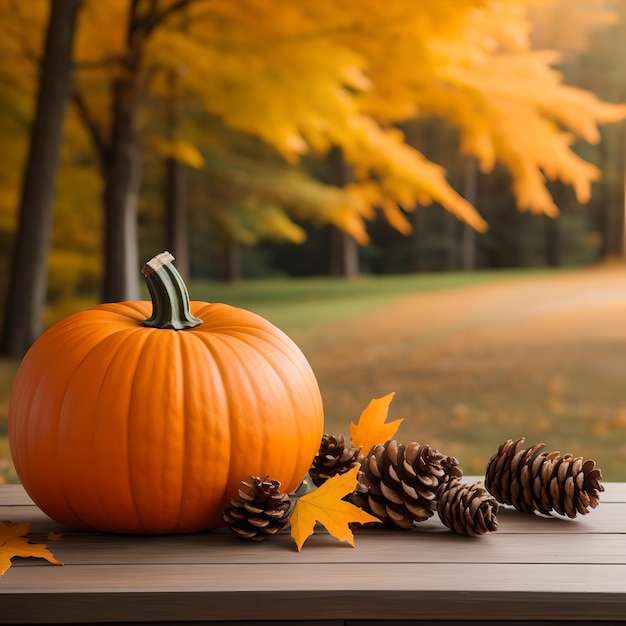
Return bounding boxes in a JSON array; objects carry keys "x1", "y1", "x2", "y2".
[{"x1": 1, "y1": 483, "x2": 625, "y2": 625}]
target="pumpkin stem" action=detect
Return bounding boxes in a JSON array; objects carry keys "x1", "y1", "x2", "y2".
[{"x1": 141, "y1": 252, "x2": 203, "y2": 330}]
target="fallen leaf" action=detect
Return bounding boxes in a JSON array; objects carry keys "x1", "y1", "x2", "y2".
[
  {"x1": 290, "y1": 465, "x2": 379, "y2": 551},
  {"x1": 0, "y1": 521, "x2": 64, "y2": 576},
  {"x1": 350, "y1": 392, "x2": 403, "y2": 455},
  {"x1": 47, "y1": 531, "x2": 64, "y2": 542}
]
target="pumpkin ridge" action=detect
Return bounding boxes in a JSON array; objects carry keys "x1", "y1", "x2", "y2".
[
  {"x1": 193, "y1": 326, "x2": 318, "y2": 504},
  {"x1": 93, "y1": 301, "x2": 152, "y2": 322},
  {"x1": 125, "y1": 328, "x2": 186, "y2": 532},
  {"x1": 70, "y1": 325, "x2": 151, "y2": 531},
  {"x1": 213, "y1": 326, "x2": 315, "y2": 487},
  {"x1": 178, "y1": 331, "x2": 235, "y2": 530},
  {"x1": 175, "y1": 332, "x2": 188, "y2": 530},
  {"x1": 185, "y1": 330, "x2": 235, "y2": 524},
  {"x1": 12, "y1": 321, "x2": 143, "y2": 530},
  {"x1": 113, "y1": 326, "x2": 157, "y2": 533}
]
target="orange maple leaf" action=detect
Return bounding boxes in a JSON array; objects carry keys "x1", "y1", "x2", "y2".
[
  {"x1": 350, "y1": 392, "x2": 403, "y2": 456},
  {"x1": 290, "y1": 465, "x2": 379, "y2": 551},
  {"x1": 0, "y1": 521, "x2": 64, "y2": 576},
  {"x1": 47, "y1": 531, "x2": 64, "y2": 542}
]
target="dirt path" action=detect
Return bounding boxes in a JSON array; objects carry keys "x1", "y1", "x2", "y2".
[{"x1": 299, "y1": 264, "x2": 626, "y2": 479}]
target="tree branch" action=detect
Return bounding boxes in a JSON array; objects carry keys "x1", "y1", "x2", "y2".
[
  {"x1": 71, "y1": 90, "x2": 109, "y2": 167},
  {"x1": 140, "y1": 0, "x2": 195, "y2": 38}
]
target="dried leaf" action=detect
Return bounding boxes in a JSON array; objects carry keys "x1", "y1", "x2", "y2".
[
  {"x1": 350, "y1": 392, "x2": 403, "y2": 455},
  {"x1": 0, "y1": 522, "x2": 63, "y2": 576},
  {"x1": 290, "y1": 466, "x2": 379, "y2": 551},
  {"x1": 47, "y1": 531, "x2": 64, "y2": 542}
]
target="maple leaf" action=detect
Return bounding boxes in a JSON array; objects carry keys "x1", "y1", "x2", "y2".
[
  {"x1": 0, "y1": 521, "x2": 63, "y2": 576},
  {"x1": 290, "y1": 465, "x2": 379, "y2": 551},
  {"x1": 47, "y1": 531, "x2": 64, "y2": 542},
  {"x1": 350, "y1": 392, "x2": 403, "y2": 456}
]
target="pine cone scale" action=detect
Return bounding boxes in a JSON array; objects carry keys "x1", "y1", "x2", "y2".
[
  {"x1": 309, "y1": 434, "x2": 362, "y2": 487},
  {"x1": 437, "y1": 480, "x2": 499, "y2": 537},
  {"x1": 353, "y1": 439, "x2": 462, "y2": 529},
  {"x1": 485, "y1": 438, "x2": 604, "y2": 518},
  {"x1": 224, "y1": 476, "x2": 292, "y2": 541}
]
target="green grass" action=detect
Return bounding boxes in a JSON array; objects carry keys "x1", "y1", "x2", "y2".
[{"x1": 189, "y1": 267, "x2": 557, "y2": 334}]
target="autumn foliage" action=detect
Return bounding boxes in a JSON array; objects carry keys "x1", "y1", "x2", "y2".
[
  {"x1": 0, "y1": 521, "x2": 62, "y2": 576},
  {"x1": 0, "y1": 0, "x2": 625, "y2": 341}
]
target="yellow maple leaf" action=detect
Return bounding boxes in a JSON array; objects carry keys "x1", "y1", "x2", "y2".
[
  {"x1": 350, "y1": 392, "x2": 403, "y2": 456},
  {"x1": 0, "y1": 521, "x2": 63, "y2": 576},
  {"x1": 290, "y1": 465, "x2": 379, "y2": 551}
]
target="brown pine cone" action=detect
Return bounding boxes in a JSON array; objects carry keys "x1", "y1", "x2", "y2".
[
  {"x1": 437, "y1": 479, "x2": 499, "y2": 537},
  {"x1": 223, "y1": 476, "x2": 293, "y2": 541},
  {"x1": 309, "y1": 433, "x2": 362, "y2": 487},
  {"x1": 484, "y1": 438, "x2": 604, "y2": 518},
  {"x1": 351, "y1": 439, "x2": 463, "y2": 529}
]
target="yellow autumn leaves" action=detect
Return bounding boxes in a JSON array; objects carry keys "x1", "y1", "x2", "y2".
[
  {"x1": 290, "y1": 392, "x2": 401, "y2": 550},
  {"x1": 350, "y1": 392, "x2": 403, "y2": 456},
  {"x1": 290, "y1": 466, "x2": 379, "y2": 551},
  {"x1": 0, "y1": 522, "x2": 63, "y2": 577},
  {"x1": 2, "y1": 0, "x2": 625, "y2": 264}
]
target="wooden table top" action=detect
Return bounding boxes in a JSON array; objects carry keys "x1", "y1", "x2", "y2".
[{"x1": 1, "y1": 480, "x2": 625, "y2": 625}]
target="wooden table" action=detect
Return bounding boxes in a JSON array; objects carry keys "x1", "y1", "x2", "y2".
[{"x1": 1, "y1": 480, "x2": 625, "y2": 625}]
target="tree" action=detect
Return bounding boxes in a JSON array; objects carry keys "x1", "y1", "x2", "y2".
[
  {"x1": 48, "y1": 0, "x2": 626, "y2": 278},
  {"x1": 326, "y1": 146, "x2": 359, "y2": 278},
  {"x1": 0, "y1": 0, "x2": 83, "y2": 358},
  {"x1": 163, "y1": 70, "x2": 192, "y2": 282},
  {"x1": 2, "y1": 0, "x2": 626, "y2": 320},
  {"x1": 72, "y1": 0, "x2": 194, "y2": 302},
  {"x1": 553, "y1": 0, "x2": 626, "y2": 259},
  {"x1": 160, "y1": 0, "x2": 625, "y2": 259}
]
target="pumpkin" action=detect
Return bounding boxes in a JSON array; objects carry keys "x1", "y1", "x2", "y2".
[{"x1": 9, "y1": 252, "x2": 324, "y2": 534}]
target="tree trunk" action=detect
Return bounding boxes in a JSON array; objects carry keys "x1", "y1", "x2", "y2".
[
  {"x1": 0, "y1": 0, "x2": 83, "y2": 358},
  {"x1": 101, "y1": 8, "x2": 144, "y2": 303},
  {"x1": 328, "y1": 227, "x2": 359, "y2": 277},
  {"x1": 462, "y1": 158, "x2": 478, "y2": 272},
  {"x1": 545, "y1": 216, "x2": 560, "y2": 267},
  {"x1": 70, "y1": 1, "x2": 192, "y2": 302},
  {"x1": 217, "y1": 238, "x2": 241, "y2": 283},
  {"x1": 443, "y1": 212, "x2": 457, "y2": 271},
  {"x1": 165, "y1": 157, "x2": 190, "y2": 281},
  {"x1": 409, "y1": 208, "x2": 425, "y2": 272},
  {"x1": 327, "y1": 146, "x2": 359, "y2": 278},
  {"x1": 164, "y1": 71, "x2": 190, "y2": 282},
  {"x1": 599, "y1": 126, "x2": 626, "y2": 259},
  {"x1": 100, "y1": 1, "x2": 193, "y2": 301},
  {"x1": 102, "y1": 79, "x2": 141, "y2": 302}
]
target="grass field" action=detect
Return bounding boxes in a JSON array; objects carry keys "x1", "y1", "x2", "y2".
[{"x1": 2, "y1": 264, "x2": 626, "y2": 485}]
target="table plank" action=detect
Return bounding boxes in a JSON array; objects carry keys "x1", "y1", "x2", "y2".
[
  {"x1": 1, "y1": 483, "x2": 625, "y2": 625},
  {"x1": 0, "y1": 484, "x2": 33, "y2": 506},
  {"x1": 3, "y1": 563, "x2": 626, "y2": 623},
  {"x1": 2, "y1": 526, "x2": 625, "y2": 567}
]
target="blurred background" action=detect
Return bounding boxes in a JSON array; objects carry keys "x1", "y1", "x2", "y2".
[{"x1": 2, "y1": 0, "x2": 626, "y2": 483}]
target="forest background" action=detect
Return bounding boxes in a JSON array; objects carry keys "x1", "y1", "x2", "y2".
[{"x1": 2, "y1": 0, "x2": 626, "y2": 483}]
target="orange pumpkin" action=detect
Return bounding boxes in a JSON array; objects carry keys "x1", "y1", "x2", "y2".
[{"x1": 9, "y1": 252, "x2": 324, "y2": 533}]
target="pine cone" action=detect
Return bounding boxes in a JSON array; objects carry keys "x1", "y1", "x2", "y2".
[
  {"x1": 223, "y1": 476, "x2": 293, "y2": 541},
  {"x1": 351, "y1": 439, "x2": 463, "y2": 529},
  {"x1": 437, "y1": 479, "x2": 499, "y2": 537},
  {"x1": 484, "y1": 438, "x2": 604, "y2": 518},
  {"x1": 309, "y1": 433, "x2": 362, "y2": 487}
]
